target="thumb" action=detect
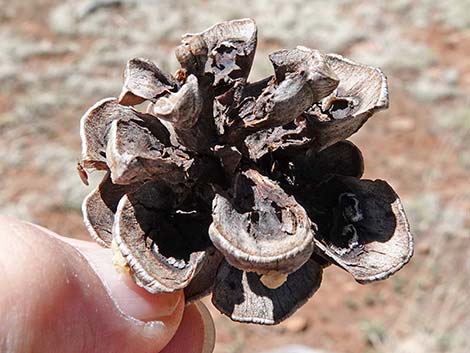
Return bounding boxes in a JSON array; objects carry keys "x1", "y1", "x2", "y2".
[{"x1": 0, "y1": 217, "x2": 213, "y2": 353}]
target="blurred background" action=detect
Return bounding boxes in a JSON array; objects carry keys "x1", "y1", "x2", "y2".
[{"x1": 0, "y1": 0, "x2": 469, "y2": 352}]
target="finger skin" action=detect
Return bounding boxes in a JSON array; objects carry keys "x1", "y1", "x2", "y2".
[
  {"x1": 0, "y1": 217, "x2": 186, "y2": 353},
  {"x1": 53, "y1": 235, "x2": 183, "y2": 323}
]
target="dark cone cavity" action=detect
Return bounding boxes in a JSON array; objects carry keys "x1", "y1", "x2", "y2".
[
  {"x1": 113, "y1": 181, "x2": 212, "y2": 293},
  {"x1": 212, "y1": 260, "x2": 322, "y2": 325},
  {"x1": 82, "y1": 172, "x2": 140, "y2": 247},
  {"x1": 209, "y1": 169, "x2": 314, "y2": 274},
  {"x1": 303, "y1": 176, "x2": 413, "y2": 283}
]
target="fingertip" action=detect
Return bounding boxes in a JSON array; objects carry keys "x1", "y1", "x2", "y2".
[
  {"x1": 0, "y1": 218, "x2": 188, "y2": 353},
  {"x1": 67, "y1": 238, "x2": 215, "y2": 353},
  {"x1": 68, "y1": 238, "x2": 184, "y2": 322}
]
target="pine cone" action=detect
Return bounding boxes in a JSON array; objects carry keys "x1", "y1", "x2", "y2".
[{"x1": 79, "y1": 19, "x2": 413, "y2": 325}]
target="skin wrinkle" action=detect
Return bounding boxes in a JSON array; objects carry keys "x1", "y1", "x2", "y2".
[
  {"x1": 53, "y1": 232, "x2": 184, "y2": 353},
  {"x1": 32, "y1": 223, "x2": 184, "y2": 323},
  {"x1": 0, "y1": 218, "x2": 186, "y2": 353},
  {"x1": 77, "y1": 241, "x2": 182, "y2": 326},
  {"x1": 9, "y1": 225, "x2": 107, "y2": 352}
]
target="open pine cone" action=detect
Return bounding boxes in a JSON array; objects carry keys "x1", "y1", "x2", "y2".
[{"x1": 79, "y1": 19, "x2": 413, "y2": 325}]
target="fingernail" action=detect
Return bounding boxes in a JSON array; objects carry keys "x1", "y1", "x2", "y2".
[
  {"x1": 194, "y1": 301, "x2": 216, "y2": 353},
  {"x1": 160, "y1": 301, "x2": 215, "y2": 353}
]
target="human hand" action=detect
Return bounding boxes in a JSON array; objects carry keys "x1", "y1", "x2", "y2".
[{"x1": 0, "y1": 217, "x2": 215, "y2": 353}]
